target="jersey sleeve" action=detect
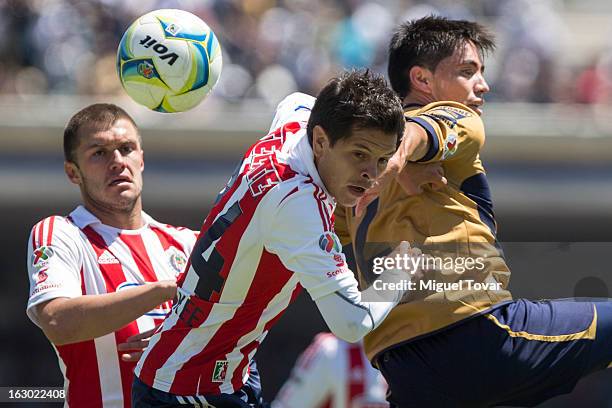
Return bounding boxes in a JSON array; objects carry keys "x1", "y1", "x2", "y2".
[
  {"x1": 265, "y1": 185, "x2": 358, "y2": 300},
  {"x1": 272, "y1": 333, "x2": 336, "y2": 408},
  {"x1": 407, "y1": 102, "x2": 485, "y2": 164},
  {"x1": 26, "y1": 216, "x2": 83, "y2": 326},
  {"x1": 269, "y1": 92, "x2": 316, "y2": 132}
]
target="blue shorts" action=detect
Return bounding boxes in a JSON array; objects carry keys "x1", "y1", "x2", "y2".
[
  {"x1": 132, "y1": 360, "x2": 268, "y2": 408},
  {"x1": 377, "y1": 299, "x2": 612, "y2": 408}
]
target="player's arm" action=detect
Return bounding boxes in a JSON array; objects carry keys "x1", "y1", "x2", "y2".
[
  {"x1": 272, "y1": 334, "x2": 335, "y2": 408},
  {"x1": 265, "y1": 188, "x2": 411, "y2": 343},
  {"x1": 26, "y1": 217, "x2": 177, "y2": 345},
  {"x1": 31, "y1": 282, "x2": 176, "y2": 345}
]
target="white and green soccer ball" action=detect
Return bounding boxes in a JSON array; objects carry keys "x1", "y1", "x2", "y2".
[{"x1": 116, "y1": 9, "x2": 222, "y2": 113}]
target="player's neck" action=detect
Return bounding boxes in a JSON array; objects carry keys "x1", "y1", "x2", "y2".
[
  {"x1": 403, "y1": 92, "x2": 435, "y2": 108},
  {"x1": 84, "y1": 200, "x2": 145, "y2": 230}
]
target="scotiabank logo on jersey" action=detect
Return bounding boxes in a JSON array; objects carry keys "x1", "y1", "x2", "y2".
[
  {"x1": 117, "y1": 282, "x2": 172, "y2": 317},
  {"x1": 318, "y1": 232, "x2": 341, "y2": 253}
]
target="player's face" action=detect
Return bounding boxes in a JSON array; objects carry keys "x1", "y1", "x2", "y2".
[
  {"x1": 313, "y1": 126, "x2": 397, "y2": 207},
  {"x1": 430, "y1": 41, "x2": 490, "y2": 115},
  {"x1": 65, "y1": 118, "x2": 144, "y2": 215}
]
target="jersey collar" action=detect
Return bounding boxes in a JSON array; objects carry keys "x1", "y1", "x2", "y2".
[
  {"x1": 292, "y1": 133, "x2": 334, "y2": 203},
  {"x1": 69, "y1": 205, "x2": 155, "y2": 231}
]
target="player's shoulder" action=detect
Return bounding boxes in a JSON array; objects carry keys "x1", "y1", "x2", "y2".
[
  {"x1": 271, "y1": 176, "x2": 328, "y2": 209},
  {"x1": 30, "y1": 215, "x2": 78, "y2": 239},
  {"x1": 28, "y1": 215, "x2": 81, "y2": 253},
  {"x1": 416, "y1": 101, "x2": 478, "y2": 117},
  {"x1": 411, "y1": 101, "x2": 483, "y2": 127}
]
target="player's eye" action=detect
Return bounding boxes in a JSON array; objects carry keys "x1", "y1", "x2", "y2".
[
  {"x1": 461, "y1": 69, "x2": 475, "y2": 77},
  {"x1": 378, "y1": 157, "x2": 389, "y2": 167},
  {"x1": 120, "y1": 145, "x2": 135, "y2": 155},
  {"x1": 93, "y1": 150, "x2": 105, "y2": 157},
  {"x1": 354, "y1": 151, "x2": 367, "y2": 160}
]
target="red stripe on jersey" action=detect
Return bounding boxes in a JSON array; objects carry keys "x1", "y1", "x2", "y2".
[
  {"x1": 31, "y1": 224, "x2": 36, "y2": 250},
  {"x1": 348, "y1": 344, "x2": 365, "y2": 402},
  {"x1": 151, "y1": 226, "x2": 186, "y2": 253},
  {"x1": 312, "y1": 183, "x2": 330, "y2": 231},
  {"x1": 80, "y1": 266, "x2": 86, "y2": 295},
  {"x1": 82, "y1": 226, "x2": 141, "y2": 408},
  {"x1": 279, "y1": 186, "x2": 299, "y2": 206},
  {"x1": 56, "y1": 340, "x2": 103, "y2": 408},
  {"x1": 119, "y1": 234, "x2": 158, "y2": 283},
  {"x1": 46, "y1": 216, "x2": 56, "y2": 246},
  {"x1": 37, "y1": 219, "x2": 44, "y2": 248}
]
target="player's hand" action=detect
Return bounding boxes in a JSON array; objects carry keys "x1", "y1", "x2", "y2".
[
  {"x1": 396, "y1": 162, "x2": 447, "y2": 196},
  {"x1": 386, "y1": 241, "x2": 425, "y2": 281},
  {"x1": 118, "y1": 326, "x2": 158, "y2": 362}
]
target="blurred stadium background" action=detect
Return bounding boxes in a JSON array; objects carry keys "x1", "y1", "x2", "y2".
[{"x1": 1, "y1": 0, "x2": 612, "y2": 406}]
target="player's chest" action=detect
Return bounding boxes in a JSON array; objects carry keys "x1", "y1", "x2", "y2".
[{"x1": 79, "y1": 232, "x2": 188, "y2": 295}]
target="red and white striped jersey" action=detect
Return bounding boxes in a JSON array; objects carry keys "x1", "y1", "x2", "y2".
[
  {"x1": 26, "y1": 206, "x2": 198, "y2": 408},
  {"x1": 135, "y1": 93, "x2": 359, "y2": 396},
  {"x1": 273, "y1": 333, "x2": 389, "y2": 408}
]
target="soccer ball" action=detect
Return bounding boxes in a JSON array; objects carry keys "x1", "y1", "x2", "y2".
[{"x1": 116, "y1": 9, "x2": 222, "y2": 113}]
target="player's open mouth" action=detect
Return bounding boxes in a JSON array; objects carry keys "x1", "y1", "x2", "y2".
[
  {"x1": 348, "y1": 185, "x2": 366, "y2": 197},
  {"x1": 109, "y1": 177, "x2": 132, "y2": 186},
  {"x1": 469, "y1": 104, "x2": 483, "y2": 114}
]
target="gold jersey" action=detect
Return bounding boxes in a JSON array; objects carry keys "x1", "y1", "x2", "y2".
[{"x1": 335, "y1": 101, "x2": 513, "y2": 362}]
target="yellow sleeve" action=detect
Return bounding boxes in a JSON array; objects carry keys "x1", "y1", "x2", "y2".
[
  {"x1": 333, "y1": 204, "x2": 352, "y2": 247},
  {"x1": 407, "y1": 102, "x2": 485, "y2": 164}
]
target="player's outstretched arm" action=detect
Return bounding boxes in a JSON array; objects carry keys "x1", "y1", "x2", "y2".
[
  {"x1": 314, "y1": 242, "x2": 414, "y2": 343},
  {"x1": 30, "y1": 281, "x2": 176, "y2": 345}
]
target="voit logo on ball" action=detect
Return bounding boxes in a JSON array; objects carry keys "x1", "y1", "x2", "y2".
[{"x1": 319, "y1": 232, "x2": 341, "y2": 254}]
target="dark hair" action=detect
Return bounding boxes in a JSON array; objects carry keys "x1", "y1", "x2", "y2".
[
  {"x1": 307, "y1": 69, "x2": 405, "y2": 146},
  {"x1": 388, "y1": 16, "x2": 495, "y2": 98},
  {"x1": 64, "y1": 103, "x2": 139, "y2": 163}
]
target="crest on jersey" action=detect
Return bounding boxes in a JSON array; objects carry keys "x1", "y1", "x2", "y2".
[
  {"x1": 318, "y1": 233, "x2": 341, "y2": 254},
  {"x1": 212, "y1": 360, "x2": 228, "y2": 382},
  {"x1": 167, "y1": 247, "x2": 187, "y2": 276},
  {"x1": 31, "y1": 246, "x2": 54, "y2": 268},
  {"x1": 442, "y1": 134, "x2": 458, "y2": 160}
]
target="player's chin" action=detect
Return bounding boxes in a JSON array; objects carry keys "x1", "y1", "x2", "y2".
[{"x1": 336, "y1": 192, "x2": 359, "y2": 208}]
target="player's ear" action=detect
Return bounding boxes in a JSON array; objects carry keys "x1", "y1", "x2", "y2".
[
  {"x1": 64, "y1": 161, "x2": 81, "y2": 185},
  {"x1": 409, "y1": 66, "x2": 433, "y2": 94},
  {"x1": 312, "y1": 125, "x2": 331, "y2": 159},
  {"x1": 140, "y1": 149, "x2": 145, "y2": 172}
]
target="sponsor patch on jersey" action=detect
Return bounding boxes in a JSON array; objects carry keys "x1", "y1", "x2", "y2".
[
  {"x1": 98, "y1": 250, "x2": 120, "y2": 265},
  {"x1": 31, "y1": 246, "x2": 54, "y2": 268},
  {"x1": 333, "y1": 254, "x2": 345, "y2": 267},
  {"x1": 167, "y1": 247, "x2": 187, "y2": 276},
  {"x1": 318, "y1": 232, "x2": 341, "y2": 253},
  {"x1": 212, "y1": 360, "x2": 228, "y2": 382},
  {"x1": 36, "y1": 269, "x2": 49, "y2": 285},
  {"x1": 442, "y1": 133, "x2": 458, "y2": 160}
]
